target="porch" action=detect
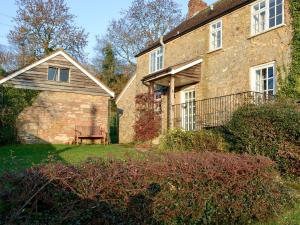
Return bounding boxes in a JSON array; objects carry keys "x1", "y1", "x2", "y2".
[
  {"x1": 142, "y1": 58, "x2": 275, "y2": 131},
  {"x1": 173, "y1": 91, "x2": 275, "y2": 130}
]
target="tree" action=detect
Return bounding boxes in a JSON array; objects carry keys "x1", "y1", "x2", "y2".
[
  {"x1": 8, "y1": 0, "x2": 88, "y2": 64},
  {"x1": 93, "y1": 41, "x2": 129, "y2": 95},
  {"x1": 102, "y1": 43, "x2": 117, "y2": 85},
  {"x1": 103, "y1": 0, "x2": 183, "y2": 67}
]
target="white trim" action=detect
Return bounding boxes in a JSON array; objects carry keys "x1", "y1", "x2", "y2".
[
  {"x1": 59, "y1": 51, "x2": 114, "y2": 97},
  {"x1": 149, "y1": 46, "x2": 164, "y2": 73},
  {"x1": 0, "y1": 50, "x2": 115, "y2": 98},
  {"x1": 250, "y1": 0, "x2": 285, "y2": 36},
  {"x1": 209, "y1": 19, "x2": 223, "y2": 52},
  {"x1": 170, "y1": 59, "x2": 203, "y2": 75},
  {"x1": 116, "y1": 74, "x2": 136, "y2": 104},
  {"x1": 250, "y1": 61, "x2": 276, "y2": 93}
]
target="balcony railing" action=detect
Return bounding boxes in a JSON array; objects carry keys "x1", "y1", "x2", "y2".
[{"x1": 173, "y1": 91, "x2": 275, "y2": 130}]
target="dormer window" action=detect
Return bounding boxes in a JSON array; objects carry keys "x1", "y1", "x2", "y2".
[
  {"x1": 48, "y1": 67, "x2": 70, "y2": 82},
  {"x1": 149, "y1": 47, "x2": 164, "y2": 73}
]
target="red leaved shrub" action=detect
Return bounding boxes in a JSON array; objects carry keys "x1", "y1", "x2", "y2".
[
  {"x1": 133, "y1": 92, "x2": 161, "y2": 142},
  {"x1": 0, "y1": 152, "x2": 292, "y2": 225}
]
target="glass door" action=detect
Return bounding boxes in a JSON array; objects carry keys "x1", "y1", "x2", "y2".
[{"x1": 182, "y1": 90, "x2": 196, "y2": 131}]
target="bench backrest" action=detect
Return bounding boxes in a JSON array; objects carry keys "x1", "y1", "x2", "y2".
[{"x1": 75, "y1": 126, "x2": 106, "y2": 137}]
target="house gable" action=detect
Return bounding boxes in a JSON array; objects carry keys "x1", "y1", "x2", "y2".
[{"x1": 0, "y1": 50, "x2": 115, "y2": 97}]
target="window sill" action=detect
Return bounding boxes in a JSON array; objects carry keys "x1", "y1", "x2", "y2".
[
  {"x1": 207, "y1": 47, "x2": 223, "y2": 54},
  {"x1": 248, "y1": 24, "x2": 286, "y2": 39}
]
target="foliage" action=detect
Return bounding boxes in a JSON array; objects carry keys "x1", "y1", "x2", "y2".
[
  {"x1": 0, "y1": 66, "x2": 5, "y2": 79},
  {"x1": 160, "y1": 128, "x2": 227, "y2": 152},
  {"x1": 8, "y1": 0, "x2": 88, "y2": 63},
  {"x1": 278, "y1": 0, "x2": 300, "y2": 99},
  {"x1": 225, "y1": 101, "x2": 300, "y2": 176},
  {"x1": 0, "y1": 152, "x2": 292, "y2": 225},
  {"x1": 103, "y1": 0, "x2": 183, "y2": 66},
  {"x1": 94, "y1": 41, "x2": 130, "y2": 95},
  {"x1": 134, "y1": 92, "x2": 161, "y2": 142},
  {"x1": 0, "y1": 45, "x2": 18, "y2": 72},
  {"x1": 0, "y1": 86, "x2": 39, "y2": 145}
]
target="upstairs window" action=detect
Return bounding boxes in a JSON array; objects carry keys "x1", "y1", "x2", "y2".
[
  {"x1": 48, "y1": 67, "x2": 70, "y2": 83},
  {"x1": 252, "y1": 63, "x2": 276, "y2": 95},
  {"x1": 149, "y1": 47, "x2": 164, "y2": 73},
  {"x1": 251, "y1": 0, "x2": 284, "y2": 35},
  {"x1": 210, "y1": 20, "x2": 222, "y2": 51}
]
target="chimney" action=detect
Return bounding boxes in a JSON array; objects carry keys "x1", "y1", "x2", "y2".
[{"x1": 188, "y1": 0, "x2": 208, "y2": 18}]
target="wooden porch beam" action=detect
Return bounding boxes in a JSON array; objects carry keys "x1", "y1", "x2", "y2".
[{"x1": 169, "y1": 75, "x2": 175, "y2": 129}]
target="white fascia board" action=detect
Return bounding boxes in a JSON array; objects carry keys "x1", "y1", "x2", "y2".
[{"x1": 170, "y1": 59, "x2": 203, "y2": 75}]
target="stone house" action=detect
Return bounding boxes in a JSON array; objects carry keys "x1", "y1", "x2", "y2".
[
  {"x1": 118, "y1": 0, "x2": 292, "y2": 144},
  {"x1": 0, "y1": 49, "x2": 115, "y2": 144}
]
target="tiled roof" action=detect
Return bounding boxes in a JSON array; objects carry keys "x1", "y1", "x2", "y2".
[{"x1": 136, "y1": 0, "x2": 254, "y2": 57}]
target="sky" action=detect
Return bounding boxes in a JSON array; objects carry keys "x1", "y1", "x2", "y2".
[{"x1": 0, "y1": 0, "x2": 216, "y2": 60}]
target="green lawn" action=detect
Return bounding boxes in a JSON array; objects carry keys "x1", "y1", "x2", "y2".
[{"x1": 0, "y1": 144, "x2": 139, "y2": 174}]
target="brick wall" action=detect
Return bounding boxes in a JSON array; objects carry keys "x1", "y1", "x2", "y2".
[{"x1": 17, "y1": 91, "x2": 110, "y2": 144}]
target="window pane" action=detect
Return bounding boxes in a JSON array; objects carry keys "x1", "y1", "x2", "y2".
[
  {"x1": 276, "y1": 15, "x2": 282, "y2": 25},
  {"x1": 269, "y1": 0, "x2": 275, "y2": 7},
  {"x1": 262, "y1": 68, "x2": 267, "y2": 79},
  {"x1": 263, "y1": 80, "x2": 267, "y2": 90},
  {"x1": 269, "y1": 7, "x2": 275, "y2": 18},
  {"x1": 48, "y1": 67, "x2": 58, "y2": 81},
  {"x1": 276, "y1": 4, "x2": 282, "y2": 15},
  {"x1": 268, "y1": 78, "x2": 274, "y2": 90},
  {"x1": 268, "y1": 67, "x2": 274, "y2": 78},
  {"x1": 269, "y1": 18, "x2": 276, "y2": 27},
  {"x1": 254, "y1": 4, "x2": 259, "y2": 11},
  {"x1": 60, "y1": 69, "x2": 69, "y2": 82}
]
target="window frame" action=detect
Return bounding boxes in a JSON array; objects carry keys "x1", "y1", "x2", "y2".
[
  {"x1": 209, "y1": 19, "x2": 223, "y2": 52},
  {"x1": 250, "y1": 61, "x2": 276, "y2": 95},
  {"x1": 149, "y1": 46, "x2": 164, "y2": 73},
  {"x1": 47, "y1": 66, "x2": 71, "y2": 83},
  {"x1": 250, "y1": 0, "x2": 285, "y2": 36}
]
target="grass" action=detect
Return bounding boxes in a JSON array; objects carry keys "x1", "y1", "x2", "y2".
[{"x1": 0, "y1": 144, "x2": 139, "y2": 174}]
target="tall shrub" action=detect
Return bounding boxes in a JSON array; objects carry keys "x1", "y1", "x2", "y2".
[
  {"x1": 226, "y1": 101, "x2": 300, "y2": 176},
  {"x1": 278, "y1": 0, "x2": 300, "y2": 99},
  {"x1": 0, "y1": 86, "x2": 39, "y2": 144},
  {"x1": 133, "y1": 92, "x2": 161, "y2": 142}
]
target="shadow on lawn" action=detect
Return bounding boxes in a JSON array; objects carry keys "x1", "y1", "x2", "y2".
[
  {"x1": 0, "y1": 169, "x2": 162, "y2": 225},
  {"x1": 0, "y1": 139, "x2": 83, "y2": 174}
]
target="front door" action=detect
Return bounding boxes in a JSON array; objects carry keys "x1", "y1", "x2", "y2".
[{"x1": 182, "y1": 90, "x2": 196, "y2": 131}]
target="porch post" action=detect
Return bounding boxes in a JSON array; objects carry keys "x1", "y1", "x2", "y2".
[{"x1": 169, "y1": 75, "x2": 175, "y2": 129}]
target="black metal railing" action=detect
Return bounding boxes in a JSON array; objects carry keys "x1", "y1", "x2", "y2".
[{"x1": 173, "y1": 91, "x2": 275, "y2": 130}]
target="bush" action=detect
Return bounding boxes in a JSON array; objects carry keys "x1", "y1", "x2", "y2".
[
  {"x1": 226, "y1": 101, "x2": 300, "y2": 176},
  {"x1": 133, "y1": 93, "x2": 161, "y2": 142},
  {"x1": 160, "y1": 128, "x2": 227, "y2": 152},
  {"x1": 0, "y1": 152, "x2": 292, "y2": 225},
  {"x1": 0, "y1": 86, "x2": 39, "y2": 145}
]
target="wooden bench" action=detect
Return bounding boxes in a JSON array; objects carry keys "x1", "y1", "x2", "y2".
[{"x1": 75, "y1": 126, "x2": 108, "y2": 144}]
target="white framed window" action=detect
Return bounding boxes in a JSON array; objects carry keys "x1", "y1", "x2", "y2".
[
  {"x1": 210, "y1": 20, "x2": 222, "y2": 51},
  {"x1": 251, "y1": 0, "x2": 284, "y2": 35},
  {"x1": 251, "y1": 62, "x2": 276, "y2": 95},
  {"x1": 149, "y1": 47, "x2": 164, "y2": 73},
  {"x1": 48, "y1": 67, "x2": 70, "y2": 83}
]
